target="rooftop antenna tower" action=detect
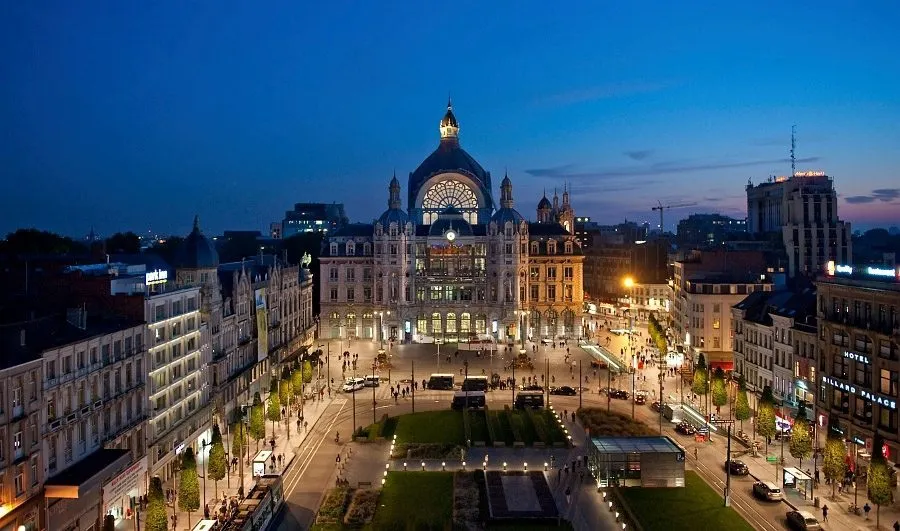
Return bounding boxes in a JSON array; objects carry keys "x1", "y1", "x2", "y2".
[{"x1": 790, "y1": 124, "x2": 796, "y2": 177}]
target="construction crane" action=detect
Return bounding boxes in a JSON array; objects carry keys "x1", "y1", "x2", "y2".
[{"x1": 651, "y1": 201, "x2": 697, "y2": 233}]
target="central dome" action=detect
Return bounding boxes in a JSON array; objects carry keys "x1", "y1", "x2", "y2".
[{"x1": 408, "y1": 101, "x2": 494, "y2": 216}]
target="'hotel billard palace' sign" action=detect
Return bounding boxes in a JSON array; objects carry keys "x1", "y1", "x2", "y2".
[{"x1": 822, "y1": 375, "x2": 898, "y2": 410}]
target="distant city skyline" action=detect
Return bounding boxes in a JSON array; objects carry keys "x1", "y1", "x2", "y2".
[{"x1": 3, "y1": 2, "x2": 899, "y2": 237}]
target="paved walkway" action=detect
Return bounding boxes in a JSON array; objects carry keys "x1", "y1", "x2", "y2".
[{"x1": 147, "y1": 394, "x2": 333, "y2": 531}]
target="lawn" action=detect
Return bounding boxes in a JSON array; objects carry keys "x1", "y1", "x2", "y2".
[
  {"x1": 394, "y1": 410, "x2": 465, "y2": 444},
  {"x1": 371, "y1": 472, "x2": 454, "y2": 529},
  {"x1": 620, "y1": 471, "x2": 754, "y2": 531},
  {"x1": 469, "y1": 410, "x2": 489, "y2": 442}
]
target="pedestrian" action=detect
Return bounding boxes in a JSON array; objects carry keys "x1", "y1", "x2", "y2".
[
  {"x1": 821, "y1": 504, "x2": 828, "y2": 522},
  {"x1": 894, "y1": 521, "x2": 900, "y2": 531},
  {"x1": 565, "y1": 486, "x2": 571, "y2": 504},
  {"x1": 564, "y1": 464, "x2": 569, "y2": 475},
  {"x1": 814, "y1": 468, "x2": 820, "y2": 485},
  {"x1": 694, "y1": 447, "x2": 698, "y2": 460},
  {"x1": 864, "y1": 502, "x2": 871, "y2": 519}
]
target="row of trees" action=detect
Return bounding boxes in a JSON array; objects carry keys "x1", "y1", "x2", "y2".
[{"x1": 142, "y1": 356, "x2": 318, "y2": 531}]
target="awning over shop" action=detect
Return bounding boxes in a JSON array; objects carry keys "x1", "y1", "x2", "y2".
[{"x1": 44, "y1": 448, "x2": 131, "y2": 499}]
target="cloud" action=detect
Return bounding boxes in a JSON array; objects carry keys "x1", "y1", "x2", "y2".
[
  {"x1": 844, "y1": 188, "x2": 900, "y2": 204},
  {"x1": 534, "y1": 81, "x2": 674, "y2": 107},
  {"x1": 872, "y1": 189, "x2": 900, "y2": 201},
  {"x1": 845, "y1": 196, "x2": 876, "y2": 204},
  {"x1": 524, "y1": 156, "x2": 821, "y2": 180},
  {"x1": 624, "y1": 150, "x2": 653, "y2": 161}
]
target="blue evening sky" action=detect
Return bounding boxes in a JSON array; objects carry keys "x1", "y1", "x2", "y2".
[{"x1": 2, "y1": 1, "x2": 899, "y2": 237}]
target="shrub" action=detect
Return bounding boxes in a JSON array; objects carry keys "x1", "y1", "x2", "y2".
[
  {"x1": 344, "y1": 489, "x2": 380, "y2": 525},
  {"x1": 316, "y1": 486, "x2": 352, "y2": 523}
]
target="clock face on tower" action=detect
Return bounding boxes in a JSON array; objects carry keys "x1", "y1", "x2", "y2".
[{"x1": 446, "y1": 230, "x2": 456, "y2": 242}]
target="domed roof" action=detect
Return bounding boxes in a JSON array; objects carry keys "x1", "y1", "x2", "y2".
[
  {"x1": 428, "y1": 207, "x2": 473, "y2": 237},
  {"x1": 491, "y1": 207, "x2": 525, "y2": 226},
  {"x1": 175, "y1": 216, "x2": 219, "y2": 269},
  {"x1": 537, "y1": 195, "x2": 552, "y2": 209},
  {"x1": 378, "y1": 208, "x2": 410, "y2": 226}
]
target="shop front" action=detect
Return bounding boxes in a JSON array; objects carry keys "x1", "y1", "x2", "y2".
[
  {"x1": 44, "y1": 448, "x2": 131, "y2": 531},
  {"x1": 102, "y1": 456, "x2": 148, "y2": 524}
]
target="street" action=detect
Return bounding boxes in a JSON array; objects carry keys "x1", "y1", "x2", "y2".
[{"x1": 269, "y1": 328, "x2": 801, "y2": 531}]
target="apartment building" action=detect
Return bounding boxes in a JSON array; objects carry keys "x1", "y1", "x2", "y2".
[
  {"x1": 673, "y1": 250, "x2": 777, "y2": 370},
  {"x1": 41, "y1": 315, "x2": 147, "y2": 531}
]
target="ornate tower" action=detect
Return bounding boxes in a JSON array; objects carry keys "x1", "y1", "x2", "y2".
[
  {"x1": 388, "y1": 173, "x2": 402, "y2": 209},
  {"x1": 499, "y1": 174, "x2": 514, "y2": 209},
  {"x1": 439, "y1": 98, "x2": 459, "y2": 143},
  {"x1": 537, "y1": 192, "x2": 552, "y2": 223},
  {"x1": 559, "y1": 184, "x2": 575, "y2": 234}
]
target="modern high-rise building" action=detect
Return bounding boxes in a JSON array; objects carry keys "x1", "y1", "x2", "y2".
[
  {"x1": 676, "y1": 213, "x2": 747, "y2": 247},
  {"x1": 319, "y1": 102, "x2": 584, "y2": 343},
  {"x1": 746, "y1": 172, "x2": 852, "y2": 276},
  {"x1": 281, "y1": 203, "x2": 348, "y2": 237}
]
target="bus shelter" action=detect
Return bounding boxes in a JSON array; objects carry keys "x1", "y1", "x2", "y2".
[{"x1": 783, "y1": 467, "x2": 812, "y2": 500}]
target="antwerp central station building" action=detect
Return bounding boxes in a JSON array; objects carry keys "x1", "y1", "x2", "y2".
[{"x1": 319, "y1": 102, "x2": 584, "y2": 344}]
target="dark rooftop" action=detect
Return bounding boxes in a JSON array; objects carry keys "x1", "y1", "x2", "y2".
[{"x1": 45, "y1": 448, "x2": 130, "y2": 487}]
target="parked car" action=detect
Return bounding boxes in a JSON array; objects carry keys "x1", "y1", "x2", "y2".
[
  {"x1": 726, "y1": 459, "x2": 749, "y2": 476},
  {"x1": 342, "y1": 377, "x2": 365, "y2": 392},
  {"x1": 650, "y1": 401, "x2": 664, "y2": 412},
  {"x1": 786, "y1": 510, "x2": 820, "y2": 530},
  {"x1": 519, "y1": 384, "x2": 544, "y2": 392},
  {"x1": 610, "y1": 389, "x2": 630, "y2": 400},
  {"x1": 753, "y1": 481, "x2": 783, "y2": 501},
  {"x1": 549, "y1": 386, "x2": 577, "y2": 396},
  {"x1": 675, "y1": 422, "x2": 696, "y2": 435}
]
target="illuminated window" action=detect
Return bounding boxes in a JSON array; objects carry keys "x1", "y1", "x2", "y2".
[
  {"x1": 422, "y1": 180, "x2": 478, "y2": 210},
  {"x1": 713, "y1": 319, "x2": 720, "y2": 329}
]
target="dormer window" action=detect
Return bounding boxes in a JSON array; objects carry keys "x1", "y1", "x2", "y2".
[
  {"x1": 363, "y1": 243, "x2": 371, "y2": 255},
  {"x1": 330, "y1": 243, "x2": 338, "y2": 256},
  {"x1": 347, "y1": 242, "x2": 355, "y2": 256},
  {"x1": 564, "y1": 241, "x2": 573, "y2": 254},
  {"x1": 530, "y1": 242, "x2": 539, "y2": 255},
  {"x1": 504, "y1": 223, "x2": 513, "y2": 237},
  {"x1": 389, "y1": 224, "x2": 398, "y2": 237},
  {"x1": 548, "y1": 241, "x2": 557, "y2": 254}
]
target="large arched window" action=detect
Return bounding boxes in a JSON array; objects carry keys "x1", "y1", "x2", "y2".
[{"x1": 422, "y1": 180, "x2": 479, "y2": 224}]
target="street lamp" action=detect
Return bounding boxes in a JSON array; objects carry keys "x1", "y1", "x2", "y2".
[
  {"x1": 436, "y1": 339, "x2": 443, "y2": 371},
  {"x1": 200, "y1": 438, "x2": 209, "y2": 511},
  {"x1": 318, "y1": 342, "x2": 330, "y2": 393}
]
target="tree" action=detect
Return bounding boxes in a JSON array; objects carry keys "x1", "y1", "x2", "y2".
[
  {"x1": 711, "y1": 368, "x2": 728, "y2": 413},
  {"x1": 789, "y1": 418, "x2": 812, "y2": 470},
  {"x1": 734, "y1": 375, "x2": 751, "y2": 431},
  {"x1": 692, "y1": 354, "x2": 708, "y2": 398},
  {"x1": 868, "y1": 431, "x2": 892, "y2": 528},
  {"x1": 249, "y1": 392, "x2": 266, "y2": 452},
  {"x1": 267, "y1": 380, "x2": 282, "y2": 435},
  {"x1": 292, "y1": 367, "x2": 304, "y2": 399},
  {"x1": 0, "y1": 228, "x2": 88, "y2": 255},
  {"x1": 207, "y1": 424, "x2": 227, "y2": 498},
  {"x1": 104, "y1": 231, "x2": 141, "y2": 253},
  {"x1": 178, "y1": 447, "x2": 201, "y2": 528},
  {"x1": 145, "y1": 476, "x2": 168, "y2": 531},
  {"x1": 147, "y1": 235, "x2": 184, "y2": 266},
  {"x1": 823, "y1": 419, "x2": 847, "y2": 498},
  {"x1": 280, "y1": 376, "x2": 293, "y2": 409},
  {"x1": 231, "y1": 421, "x2": 247, "y2": 463},
  {"x1": 756, "y1": 386, "x2": 777, "y2": 454},
  {"x1": 302, "y1": 359, "x2": 314, "y2": 384}
]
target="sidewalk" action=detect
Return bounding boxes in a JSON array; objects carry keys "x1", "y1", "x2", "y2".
[{"x1": 156, "y1": 394, "x2": 333, "y2": 531}]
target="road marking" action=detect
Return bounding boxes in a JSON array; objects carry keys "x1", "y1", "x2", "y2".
[{"x1": 283, "y1": 401, "x2": 347, "y2": 500}]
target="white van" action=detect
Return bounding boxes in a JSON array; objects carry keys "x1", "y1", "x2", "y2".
[
  {"x1": 364, "y1": 375, "x2": 381, "y2": 387},
  {"x1": 342, "y1": 377, "x2": 365, "y2": 392}
]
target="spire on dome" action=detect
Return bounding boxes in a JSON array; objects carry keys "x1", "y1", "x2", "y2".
[
  {"x1": 439, "y1": 97, "x2": 459, "y2": 142},
  {"x1": 500, "y1": 173, "x2": 514, "y2": 209},
  {"x1": 193, "y1": 215, "x2": 201, "y2": 232},
  {"x1": 388, "y1": 173, "x2": 402, "y2": 209}
]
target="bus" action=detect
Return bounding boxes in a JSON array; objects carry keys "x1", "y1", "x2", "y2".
[
  {"x1": 428, "y1": 374, "x2": 455, "y2": 390},
  {"x1": 461, "y1": 375, "x2": 488, "y2": 392},
  {"x1": 451, "y1": 391, "x2": 486, "y2": 410},
  {"x1": 515, "y1": 391, "x2": 544, "y2": 409}
]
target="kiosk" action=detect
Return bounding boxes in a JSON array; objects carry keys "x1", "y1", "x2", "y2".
[
  {"x1": 253, "y1": 450, "x2": 273, "y2": 477},
  {"x1": 783, "y1": 467, "x2": 813, "y2": 500}
]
